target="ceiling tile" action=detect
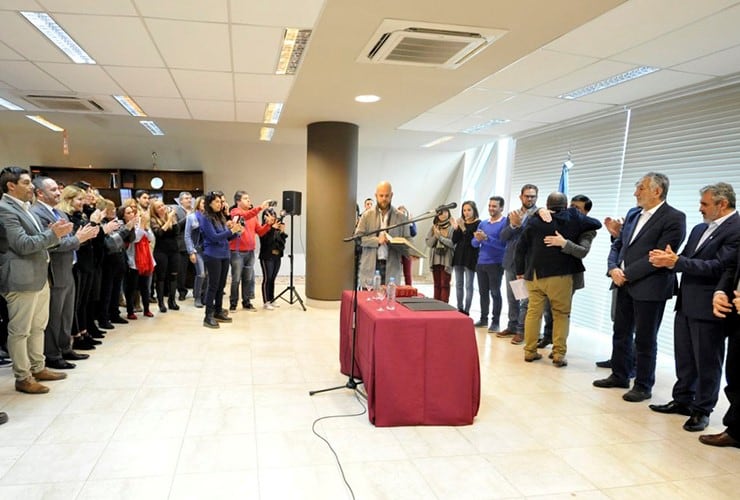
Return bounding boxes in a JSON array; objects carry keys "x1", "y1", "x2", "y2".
[
  {"x1": 478, "y1": 94, "x2": 562, "y2": 121},
  {"x1": 55, "y1": 14, "x2": 164, "y2": 67},
  {"x1": 522, "y1": 100, "x2": 615, "y2": 124},
  {"x1": 428, "y1": 88, "x2": 513, "y2": 115},
  {"x1": 0, "y1": 0, "x2": 44, "y2": 10},
  {"x1": 37, "y1": 62, "x2": 122, "y2": 94},
  {"x1": 236, "y1": 101, "x2": 266, "y2": 123},
  {"x1": 545, "y1": 0, "x2": 740, "y2": 58},
  {"x1": 171, "y1": 70, "x2": 233, "y2": 100},
  {"x1": 234, "y1": 74, "x2": 293, "y2": 101},
  {"x1": 578, "y1": 69, "x2": 712, "y2": 104},
  {"x1": 479, "y1": 120, "x2": 549, "y2": 137},
  {"x1": 133, "y1": 96, "x2": 190, "y2": 120},
  {"x1": 529, "y1": 60, "x2": 636, "y2": 99},
  {"x1": 186, "y1": 99, "x2": 235, "y2": 121},
  {"x1": 230, "y1": 0, "x2": 325, "y2": 28},
  {"x1": 0, "y1": 41, "x2": 23, "y2": 60},
  {"x1": 146, "y1": 18, "x2": 231, "y2": 71},
  {"x1": 613, "y1": 4, "x2": 740, "y2": 67},
  {"x1": 0, "y1": 10, "x2": 69, "y2": 62},
  {"x1": 671, "y1": 44, "x2": 740, "y2": 76},
  {"x1": 134, "y1": 0, "x2": 228, "y2": 22},
  {"x1": 398, "y1": 112, "x2": 463, "y2": 132},
  {"x1": 37, "y1": 0, "x2": 138, "y2": 15},
  {"x1": 475, "y1": 49, "x2": 598, "y2": 93},
  {"x1": 105, "y1": 67, "x2": 180, "y2": 98},
  {"x1": 231, "y1": 25, "x2": 283, "y2": 74},
  {"x1": 0, "y1": 60, "x2": 68, "y2": 91}
]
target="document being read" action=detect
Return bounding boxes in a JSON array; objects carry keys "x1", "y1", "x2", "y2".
[{"x1": 509, "y1": 279, "x2": 528, "y2": 300}]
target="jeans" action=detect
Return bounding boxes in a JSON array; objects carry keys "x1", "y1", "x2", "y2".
[
  {"x1": 505, "y1": 267, "x2": 528, "y2": 333},
  {"x1": 453, "y1": 266, "x2": 475, "y2": 314},
  {"x1": 203, "y1": 255, "x2": 230, "y2": 313},
  {"x1": 476, "y1": 263, "x2": 503, "y2": 327},
  {"x1": 230, "y1": 250, "x2": 255, "y2": 307}
]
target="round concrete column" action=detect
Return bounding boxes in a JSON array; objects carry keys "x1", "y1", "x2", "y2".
[{"x1": 306, "y1": 122, "x2": 358, "y2": 300}]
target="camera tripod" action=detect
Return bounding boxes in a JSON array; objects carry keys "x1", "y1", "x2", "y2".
[{"x1": 273, "y1": 213, "x2": 306, "y2": 311}]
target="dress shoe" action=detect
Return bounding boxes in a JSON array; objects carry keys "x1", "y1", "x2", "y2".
[
  {"x1": 86, "y1": 335, "x2": 102, "y2": 345},
  {"x1": 63, "y1": 350, "x2": 89, "y2": 361},
  {"x1": 495, "y1": 329, "x2": 514, "y2": 338},
  {"x1": 473, "y1": 320, "x2": 487, "y2": 328},
  {"x1": 648, "y1": 400, "x2": 692, "y2": 416},
  {"x1": 89, "y1": 330, "x2": 106, "y2": 339},
  {"x1": 72, "y1": 336, "x2": 96, "y2": 350},
  {"x1": 127, "y1": 313, "x2": 138, "y2": 320},
  {"x1": 110, "y1": 316, "x2": 129, "y2": 324},
  {"x1": 15, "y1": 377, "x2": 49, "y2": 394},
  {"x1": 511, "y1": 334, "x2": 524, "y2": 345},
  {"x1": 595, "y1": 359, "x2": 612, "y2": 369},
  {"x1": 699, "y1": 431, "x2": 740, "y2": 448},
  {"x1": 159, "y1": 303, "x2": 168, "y2": 313},
  {"x1": 487, "y1": 323, "x2": 500, "y2": 334},
  {"x1": 623, "y1": 388, "x2": 652, "y2": 402},
  {"x1": 144, "y1": 310, "x2": 154, "y2": 317},
  {"x1": 98, "y1": 321, "x2": 115, "y2": 330},
  {"x1": 214, "y1": 310, "x2": 232, "y2": 322},
  {"x1": 593, "y1": 375, "x2": 630, "y2": 389},
  {"x1": 683, "y1": 413, "x2": 710, "y2": 432},
  {"x1": 168, "y1": 299, "x2": 180, "y2": 311},
  {"x1": 524, "y1": 352, "x2": 542, "y2": 362},
  {"x1": 45, "y1": 359, "x2": 76, "y2": 370},
  {"x1": 178, "y1": 291, "x2": 188, "y2": 301},
  {"x1": 552, "y1": 356, "x2": 568, "y2": 368},
  {"x1": 32, "y1": 368, "x2": 67, "y2": 381},
  {"x1": 537, "y1": 337, "x2": 552, "y2": 349},
  {"x1": 244, "y1": 302, "x2": 257, "y2": 312},
  {"x1": 0, "y1": 412, "x2": 7, "y2": 425}
]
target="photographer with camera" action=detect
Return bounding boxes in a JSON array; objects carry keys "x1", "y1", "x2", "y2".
[
  {"x1": 229, "y1": 192, "x2": 272, "y2": 312},
  {"x1": 257, "y1": 208, "x2": 288, "y2": 310}
]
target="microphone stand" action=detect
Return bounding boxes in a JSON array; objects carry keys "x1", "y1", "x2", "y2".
[{"x1": 308, "y1": 207, "x2": 438, "y2": 398}]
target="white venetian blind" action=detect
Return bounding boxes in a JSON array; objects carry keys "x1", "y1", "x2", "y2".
[
  {"x1": 620, "y1": 83, "x2": 740, "y2": 356},
  {"x1": 511, "y1": 111, "x2": 629, "y2": 337}
]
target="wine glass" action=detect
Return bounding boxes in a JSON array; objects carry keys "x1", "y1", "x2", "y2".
[
  {"x1": 375, "y1": 285, "x2": 387, "y2": 311},
  {"x1": 362, "y1": 278, "x2": 374, "y2": 300}
]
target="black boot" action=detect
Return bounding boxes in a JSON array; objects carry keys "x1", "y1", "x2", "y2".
[
  {"x1": 203, "y1": 307, "x2": 219, "y2": 329},
  {"x1": 168, "y1": 277, "x2": 180, "y2": 310},
  {"x1": 214, "y1": 309, "x2": 232, "y2": 323},
  {"x1": 157, "y1": 281, "x2": 167, "y2": 312}
]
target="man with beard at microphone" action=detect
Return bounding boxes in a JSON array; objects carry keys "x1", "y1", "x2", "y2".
[{"x1": 355, "y1": 181, "x2": 412, "y2": 285}]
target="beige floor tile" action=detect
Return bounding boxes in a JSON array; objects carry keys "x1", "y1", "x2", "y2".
[
  {"x1": 77, "y1": 476, "x2": 172, "y2": 500},
  {"x1": 90, "y1": 439, "x2": 181, "y2": 480},
  {"x1": 170, "y1": 471, "x2": 260, "y2": 500},
  {"x1": 2, "y1": 442, "x2": 106, "y2": 483}
]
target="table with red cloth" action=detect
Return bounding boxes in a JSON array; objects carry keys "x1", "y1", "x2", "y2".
[{"x1": 339, "y1": 290, "x2": 480, "y2": 427}]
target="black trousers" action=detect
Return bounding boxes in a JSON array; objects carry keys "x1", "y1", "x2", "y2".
[{"x1": 724, "y1": 322, "x2": 740, "y2": 439}]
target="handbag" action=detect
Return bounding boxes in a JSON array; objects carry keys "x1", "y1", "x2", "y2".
[{"x1": 134, "y1": 234, "x2": 154, "y2": 276}]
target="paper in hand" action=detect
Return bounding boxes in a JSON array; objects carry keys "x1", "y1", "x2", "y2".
[{"x1": 509, "y1": 279, "x2": 528, "y2": 300}]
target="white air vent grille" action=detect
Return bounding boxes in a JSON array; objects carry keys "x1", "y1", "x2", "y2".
[
  {"x1": 360, "y1": 20, "x2": 508, "y2": 69},
  {"x1": 24, "y1": 95, "x2": 104, "y2": 112}
]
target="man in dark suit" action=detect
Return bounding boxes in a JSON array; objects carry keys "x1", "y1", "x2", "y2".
[
  {"x1": 515, "y1": 192, "x2": 602, "y2": 366},
  {"x1": 0, "y1": 167, "x2": 73, "y2": 394},
  {"x1": 705, "y1": 239, "x2": 740, "y2": 448},
  {"x1": 647, "y1": 183, "x2": 740, "y2": 432},
  {"x1": 594, "y1": 172, "x2": 686, "y2": 402},
  {"x1": 31, "y1": 176, "x2": 98, "y2": 369}
]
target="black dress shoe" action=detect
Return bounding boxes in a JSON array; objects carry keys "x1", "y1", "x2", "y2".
[
  {"x1": 595, "y1": 359, "x2": 612, "y2": 369},
  {"x1": 89, "y1": 330, "x2": 106, "y2": 339},
  {"x1": 98, "y1": 321, "x2": 115, "y2": 330},
  {"x1": 648, "y1": 400, "x2": 692, "y2": 416},
  {"x1": 72, "y1": 337, "x2": 96, "y2": 350},
  {"x1": 684, "y1": 413, "x2": 710, "y2": 432},
  {"x1": 623, "y1": 388, "x2": 652, "y2": 402},
  {"x1": 593, "y1": 375, "x2": 630, "y2": 389},
  {"x1": 699, "y1": 431, "x2": 740, "y2": 448},
  {"x1": 63, "y1": 350, "x2": 90, "y2": 360},
  {"x1": 537, "y1": 337, "x2": 552, "y2": 349},
  {"x1": 46, "y1": 358, "x2": 76, "y2": 370},
  {"x1": 110, "y1": 316, "x2": 129, "y2": 324},
  {"x1": 0, "y1": 411, "x2": 7, "y2": 425}
]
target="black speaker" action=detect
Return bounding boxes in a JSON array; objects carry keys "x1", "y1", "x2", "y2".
[{"x1": 282, "y1": 190, "x2": 302, "y2": 215}]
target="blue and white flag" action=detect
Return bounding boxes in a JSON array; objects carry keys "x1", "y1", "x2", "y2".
[{"x1": 558, "y1": 160, "x2": 573, "y2": 195}]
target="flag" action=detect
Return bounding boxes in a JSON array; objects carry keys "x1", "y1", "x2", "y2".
[{"x1": 558, "y1": 160, "x2": 573, "y2": 195}]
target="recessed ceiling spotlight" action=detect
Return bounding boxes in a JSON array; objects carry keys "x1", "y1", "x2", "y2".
[{"x1": 355, "y1": 95, "x2": 381, "y2": 103}]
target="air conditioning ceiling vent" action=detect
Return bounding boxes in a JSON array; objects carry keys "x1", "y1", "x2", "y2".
[
  {"x1": 360, "y1": 20, "x2": 508, "y2": 69},
  {"x1": 24, "y1": 95, "x2": 104, "y2": 112}
]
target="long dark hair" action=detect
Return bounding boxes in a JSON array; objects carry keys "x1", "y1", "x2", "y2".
[
  {"x1": 461, "y1": 200, "x2": 479, "y2": 222},
  {"x1": 204, "y1": 191, "x2": 226, "y2": 227}
]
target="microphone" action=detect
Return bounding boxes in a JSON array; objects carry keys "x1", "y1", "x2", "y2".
[{"x1": 435, "y1": 202, "x2": 457, "y2": 213}]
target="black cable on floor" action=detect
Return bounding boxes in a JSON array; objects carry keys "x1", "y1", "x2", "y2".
[{"x1": 311, "y1": 391, "x2": 367, "y2": 500}]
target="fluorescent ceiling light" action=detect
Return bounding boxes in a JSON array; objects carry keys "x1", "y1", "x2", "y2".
[
  {"x1": 113, "y1": 95, "x2": 147, "y2": 117},
  {"x1": 421, "y1": 135, "x2": 454, "y2": 148},
  {"x1": 20, "y1": 11, "x2": 96, "y2": 64},
  {"x1": 263, "y1": 102, "x2": 283, "y2": 124},
  {"x1": 0, "y1": 97, "x2": 24, "y2": 111},
  {"x1": 462, "y1": 119, "x2": 509, "y2": 134},
  {"x1": 26, "y1": 115, "x2": 64, "y2": 132},
  {"x1": 260, "y1": 127, "x2": 275, "y2": 141},
  {"x1": 276, "y1": 28, "x2": 311, "y2": 75},
  {"x1": 355, "y1": 94, "x2": 381, "y2": 103},
  {"x1": 559, "y1": 66, "x2": 660, "y2": 100},
  {"x1": 139, "y1": 120, "x2": 164, "y2": 136}
]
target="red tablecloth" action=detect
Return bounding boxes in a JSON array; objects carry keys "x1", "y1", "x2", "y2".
[{"x1": 339, "y1": 291, "x2": 480, "y2": 427}]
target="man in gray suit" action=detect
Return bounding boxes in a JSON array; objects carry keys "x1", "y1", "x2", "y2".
[
  {"x1": 31, "y1": 176, "x2": 98, "y2": 370},
  {"x1": 0, "y1": 167, "x2": 73, "y2": 394}
]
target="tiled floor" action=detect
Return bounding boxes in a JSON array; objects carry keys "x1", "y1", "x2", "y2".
[{"x1": 0, "y1": 282, "x2": 737, "y2": 499}]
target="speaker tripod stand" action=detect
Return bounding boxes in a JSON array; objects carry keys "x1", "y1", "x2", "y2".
[{"x1": 273, "y1": 213, "x2": 306, "y2": 311}]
